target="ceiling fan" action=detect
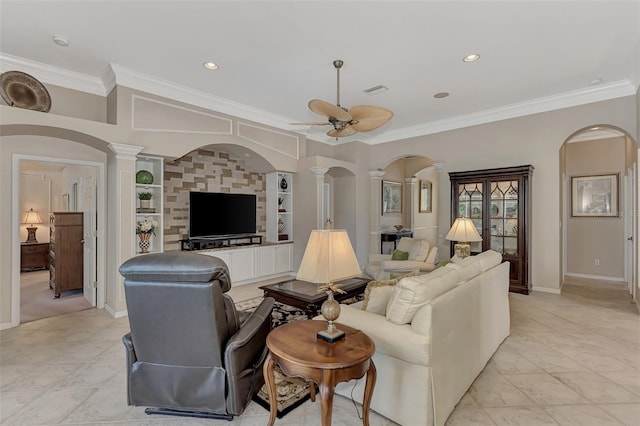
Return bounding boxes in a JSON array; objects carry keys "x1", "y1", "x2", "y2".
[{"x1": 294, "y1": 59, "x2": 393, "y2": 138}]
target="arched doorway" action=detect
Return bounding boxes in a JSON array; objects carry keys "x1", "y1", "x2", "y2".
[{"x1": 560, "y1": 125, "x2": 638, "y2": 307}]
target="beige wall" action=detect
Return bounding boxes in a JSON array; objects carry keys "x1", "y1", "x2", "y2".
[
  {"x1": 366, "y1": 96, "x2": 637, "y2": 292},
  {"x1": 565, "y1": 137, "x2": 626, "y2": 279},
  {"x1": 0, "y1": 135, "x2": 107, "y2": 324}
]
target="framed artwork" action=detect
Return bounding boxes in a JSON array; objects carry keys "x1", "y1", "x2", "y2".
[
  {"x1": 419, "y1": 180, "x2": 432, "y2": 213},
  {"x1": 571, "y1": 174, "x2": 619, "y2": 217},
  {"x1": 382, "y1": 180, "x2": 402, "y2": 215}
]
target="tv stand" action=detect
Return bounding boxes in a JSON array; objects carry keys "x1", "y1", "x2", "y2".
[{"x1": 181, "y1": 235, "x2": 263, "y2": 251}]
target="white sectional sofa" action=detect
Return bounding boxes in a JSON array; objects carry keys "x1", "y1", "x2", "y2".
[{"x1": 327, "y1": 250, "x2": 510, "y2": 426}]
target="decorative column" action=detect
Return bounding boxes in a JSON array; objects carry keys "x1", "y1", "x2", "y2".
[
  {"x1": 310, "y1": 167, "x2": 329, "y2": 229},
  {"x1": 369, "y1": 170, "x2": 386, "y2": 254},
  {"x1": 405, "y1": 177, "x2": 417, "y2": 232},
  {"x1": 107, "y1": 143, "x2": 143, "y2": 317}
]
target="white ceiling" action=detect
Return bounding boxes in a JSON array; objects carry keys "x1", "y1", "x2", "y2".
[{"x1": 1, "y1": 1, "x2": 639, "y2": 145}]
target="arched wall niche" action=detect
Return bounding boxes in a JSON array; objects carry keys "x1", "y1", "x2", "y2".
[
  {"x1": 161, "y1": 142, "x2": 281, "y2": 252},
  {"x1": 559, "y1": 124, "x2": 638, "y2": 302}
]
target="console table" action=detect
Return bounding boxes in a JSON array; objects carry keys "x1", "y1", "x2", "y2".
[{"x1": 380, "y1": 230, "x2": 413, "y2": 254}]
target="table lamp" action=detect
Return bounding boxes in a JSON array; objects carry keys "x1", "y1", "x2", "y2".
[
  {"x1": 22, "y1": 208, "x2": 43, "y2": 243},
  {"x1": 445, "y1": 216, "x2": 482, "y2": 258},
  {"x1": 296, "y1": 229, "x2": 361, "y2": 343}
]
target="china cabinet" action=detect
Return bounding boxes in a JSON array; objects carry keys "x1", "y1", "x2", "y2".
[{"x1": 449, "y1": 165, "x2": 534, "y2": 294}]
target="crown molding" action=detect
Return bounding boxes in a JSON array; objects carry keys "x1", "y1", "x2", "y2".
[
  {"x1": 2, "y1": 54, "x2": 637, "y2": 147},
  {"x1": 367, "y1": 79, "x2": 637, "y2": 145},
  {"x1": 108, "y1": 63, "x2": 295, "y2": 131},
  {"x1": 0, "y1": 53, "x2": 107, "y2": 96}
]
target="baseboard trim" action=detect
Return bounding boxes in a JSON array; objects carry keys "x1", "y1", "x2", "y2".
[
  {"x1": 105, "y1": 304, "x2": 128, "y2": 318},
  {"x1": 565, "y1": 272, "x2": 625, "y2": 283},
  {"x1": 0, "y1": 321, "x2": 18, "y2": 330},
  {"x1": 532, "y1": 286, "x2": 561, "y2": 294}
]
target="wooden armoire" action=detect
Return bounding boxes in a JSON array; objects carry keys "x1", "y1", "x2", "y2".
[{"x1": 49, "y1": 212, "x2": 84, "y2": 298}]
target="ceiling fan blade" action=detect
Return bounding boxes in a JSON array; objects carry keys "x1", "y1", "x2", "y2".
[
  {"x1": 349, "y1": 105, "x2": 393, "y2": 132},
  {"x1": 309, "y1": 99, "x2": 352, "y2": 122},
  {"x1": 327, "y1": 125, "x2": 357, "y2": 138},
  {"x1": 290, "y1": 121, "x2": 331, "y2": 126}
]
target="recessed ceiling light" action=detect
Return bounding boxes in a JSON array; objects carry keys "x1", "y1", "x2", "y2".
[
  {"x1": 203, "y1": 62, "x2": 219, "y2": 70},
  {"x1": 52, "y1": 35, "x2": 70, "y2": 47},
  {"x1": 463, "y1": 54, "x2": 480, "y2": 63},
  {"x1": 589, "y1": 78, "x2": 603, "y2": 85},
  {"x1": 434, "y1": 92, "x2": 450, "y2": 99}
]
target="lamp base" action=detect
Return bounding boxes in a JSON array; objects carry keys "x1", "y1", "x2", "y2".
[
  {"x1": 25, "y1": 226, "x2": 38, "y2": 244},
  {"x1": 317, "y1": 327, "x2": 345, "y2": 343},
  {"x1": 454, "y1": 242, "x2": 471, "y2": 258}
]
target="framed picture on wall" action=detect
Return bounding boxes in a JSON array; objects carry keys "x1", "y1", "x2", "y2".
[
  {"x1": 382, "y1": 180, "x2": 402, "y2": 215},
  {"x1": 571, "y1": 173, "x2": 619, "y2": 217},
  {"x1": 419, "y1": 180, "x2": 432, "y2": 213}
]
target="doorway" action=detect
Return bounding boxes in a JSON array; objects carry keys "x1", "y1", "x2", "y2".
[
  {"x1": 560, "y1": 125, "x2": 638, "y2": 306},
  {"x1": 13, "y1": 155, "x2": 106, "y2": 325}
]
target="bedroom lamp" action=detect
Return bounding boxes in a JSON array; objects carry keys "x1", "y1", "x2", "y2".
[
  {"x1": 445, "y1": 216, "x2": 482, "y2": 258},
  {"x1": 22, "y1": 208, "x2": 43, "y2": 243},
  {"x1": 296, "y1": 229, "x2": 361, "y2": 343}
]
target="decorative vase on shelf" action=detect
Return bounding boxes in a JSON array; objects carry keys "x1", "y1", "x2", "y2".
[
  {"x1": 140, "y1": 200, "x2": 151, "y2": 209},
  {"x1": 138, "y1": 232, "x2": 151, "y2": 253},
  {"x1": 278, "y1": 218, "x2": 285, "y2": 233},
  {"x1": 280, "y1": 176, "x2": 288, "y2": 191}
]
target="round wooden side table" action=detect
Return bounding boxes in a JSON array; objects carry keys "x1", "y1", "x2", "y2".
[{"x1": 263, "y1": 320, "x2": 376, "y2": 426}]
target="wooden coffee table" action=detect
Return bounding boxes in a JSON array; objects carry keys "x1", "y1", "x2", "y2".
[
  {"x1": 259, "y1": 276, "x2": 370, "y2": 319},
  {"x1": 264, "y1": 320, "x2": 376, "y2": 426}
]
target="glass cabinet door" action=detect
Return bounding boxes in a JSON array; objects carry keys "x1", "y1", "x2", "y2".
[
  {"x1": 456, "y1": 182, "x2": 483, "y2": 253},
  {"x1": 490, "y1": 180, "x2": 519, "y2": 256}
]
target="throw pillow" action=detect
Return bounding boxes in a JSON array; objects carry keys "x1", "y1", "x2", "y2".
[
  {"x1": 396, "y1": 237, "x2": 415, "y2": 253},
  {"x1": 391, "y1": 249, "x2": 409, "y2": 260},
  {"x1": 435, "y1": 258, "x2": 453, "y2": 269},
  {"x1": 362, "y1": 270, "x2": 421, "y2": 315},
  {"x1": 408, "y1": 239, "x2": 430, "y2": 262},
  {"x1": 386, "y1": 267, "x2": 459, "y2": 324}
]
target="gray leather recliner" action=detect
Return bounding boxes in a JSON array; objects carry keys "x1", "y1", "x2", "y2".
[{"x1": 119, "y1": 252, "x2": 274, "y2": 420}]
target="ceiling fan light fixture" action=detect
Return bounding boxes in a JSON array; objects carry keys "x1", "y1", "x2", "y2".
[{"x1": 463, "y1": 53, "x2": 480, "y2": 63}]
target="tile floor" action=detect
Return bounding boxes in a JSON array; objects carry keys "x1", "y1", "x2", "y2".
[{"x1": 1, "y1": 279, "x2": 638, "y2": 425}]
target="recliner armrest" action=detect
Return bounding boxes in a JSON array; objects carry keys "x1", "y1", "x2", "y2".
[{"x1": 224, "y1": 297, "x2": 275, "y2": 374}]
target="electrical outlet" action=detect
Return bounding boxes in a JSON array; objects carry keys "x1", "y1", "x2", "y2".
[{"x1": 594, "y1": 259, "x2": 600, "y2": 266}]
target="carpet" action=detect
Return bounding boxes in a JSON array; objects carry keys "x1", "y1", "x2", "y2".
[
  {"x1": 20, "y1": 270, "x2": 92, "y2": 323},
  {"x1": 237, "y1": 295, "x2": 363, "y2": 418}
]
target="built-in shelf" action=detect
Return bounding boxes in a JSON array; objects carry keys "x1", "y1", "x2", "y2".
[
  {"x1": 135, "y1": 156, "x2": 164, "y2": 254},
  {"x1": 267, "y1": 172, "x2": 293, "y2": 243}
]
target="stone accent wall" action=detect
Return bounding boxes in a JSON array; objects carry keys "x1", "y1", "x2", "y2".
[{"x1": 163, "y1": 149, "x2": 266, "y2": 251}]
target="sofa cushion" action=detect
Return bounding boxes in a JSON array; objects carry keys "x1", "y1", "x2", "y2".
[
  {"x1": 362, "y1": 270, "x2": 421, "y2": 315},
  {"x1": 445, "y1": 255, "x2": 481, "y2": 283},
  {"x1": 386, "y1": 267, "x2": 459, "y2": 324},
  {"x1": 409, "y1": 239, "x2": 430, "y2": 262},
  {"x1": 396, "y1": 237, "x2": 415, "y2": 253},
  {"x1": 391, "y1": 249, "x2": 409, "y2": 260},
  {"x1": 476, "y1": 250, "x2": 503, "y2": 271}
]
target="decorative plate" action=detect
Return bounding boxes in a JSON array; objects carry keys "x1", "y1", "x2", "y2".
[
  {"x1": 136, "y1": 170, "x2": 154, "y2": 184},
  {"x1": 0, "y1": 71, "x2": 51, "y2": 112}
]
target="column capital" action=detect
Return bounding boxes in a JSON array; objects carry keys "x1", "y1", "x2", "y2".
[
  {"x1": 405, "y1": 177, "x2": 418, "y2": 184},
  {"x1": 108, "y1": 143, "x2": 143, "y2": 160},
  {"x1": 369, "y1": 170, "x2": 386, "y2": 179},
  {"x1": 309, "y1": 166, "x2": 329, "y2": 176}
]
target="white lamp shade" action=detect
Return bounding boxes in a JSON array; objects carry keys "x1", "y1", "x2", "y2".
[
  {"x1": 445, "y1": 217, "x2": 482, "y2": 243},
  {"x1": 296, "y1": 229, "x2": 361, "y2": 283},
  {"x1": 22, "y1": 208, "x2": 42, "y2": 225}
]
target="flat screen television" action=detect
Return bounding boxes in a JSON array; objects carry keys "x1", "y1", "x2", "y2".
[{"x1": 189, "y1": 191, "x2": 256, "y2": 238}]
